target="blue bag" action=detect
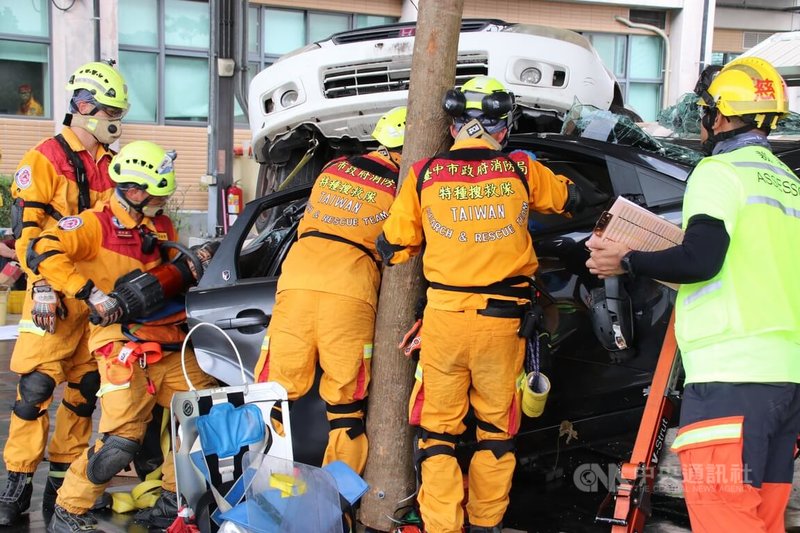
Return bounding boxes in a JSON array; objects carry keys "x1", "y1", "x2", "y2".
[{"x1": 196, "y1": 402, "x2": 266, "y2": 458}]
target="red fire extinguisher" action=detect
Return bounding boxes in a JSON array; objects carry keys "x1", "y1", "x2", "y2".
[{"x1": 226, "y1": 181, "x2": 243, "y2": 227}]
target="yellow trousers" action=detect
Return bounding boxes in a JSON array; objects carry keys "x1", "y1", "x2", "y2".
[
  {"x1": 409, "y1": 308, "x2": 524, "y2": 533},
  {"x1": 56, "y1": 342, "x2": 216, "y2": 514},
  {"x1": 4, "y1": 292, "x2": 95, "y2": 472},
  {"x1": 256, "y1": 289, "x2": 374, "y2": 474}
]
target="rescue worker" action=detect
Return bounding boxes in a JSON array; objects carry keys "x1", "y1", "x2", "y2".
[
  {"x1": 0, "y1": 60, "x2": 129, "y2": 525},
  {"x1": 28, "y1": 140, "x2": 216, "y2": 533},
  {"x1": 17, "y1": 84, "x2": 44, "y2": 117},
  {"x1": 376, "y1": 76, "x2": 580, "y2": 533},
  {"x1": 253, "y1": 106, "x2": 407, "y2": 474},
  {"x1": 586, "y1": 57, "x2": 800, "y2": 533}
]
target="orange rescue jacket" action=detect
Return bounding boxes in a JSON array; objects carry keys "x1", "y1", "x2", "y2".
[
  {"x1": 277, "y1": 149, "x2": 401, "y2": 309},
  {"x1": 11, "y1": 127, "x2": 115, "y2": 278},
  {"x1": 381, "y1": 137, "x2": 572, "y2": 311},
  {"x1": 33, "y1": 194, "x2": 181, "y2": 351}
]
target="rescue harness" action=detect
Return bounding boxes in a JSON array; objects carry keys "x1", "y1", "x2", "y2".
[{"x1": 12, "y1": 134, "x2": 92, "y2": 239}]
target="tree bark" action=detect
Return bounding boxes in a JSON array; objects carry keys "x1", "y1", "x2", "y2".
[{"x1": 359, "y1": 1, "x2": 464, "y2": 531}]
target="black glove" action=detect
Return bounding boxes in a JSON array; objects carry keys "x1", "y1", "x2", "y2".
[{"x1": 188, "y1": 240, "x2": 220, "y2": 280}]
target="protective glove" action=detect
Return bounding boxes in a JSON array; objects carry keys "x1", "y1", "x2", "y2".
[
  {"x1": 32, "y1": 281, "x2": 59, "y2": 333},
  {"x1": 188, "y1": 240, "x2": 220, "y2": 281},
  {"x1": 87, "y1": 287, "x2": 123, "y2": 326}
]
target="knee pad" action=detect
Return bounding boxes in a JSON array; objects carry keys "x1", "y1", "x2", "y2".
[
  {"x1": 87, "y1": 435, "x2": 140, "y2": 485},
  {"x1": 13, "y1": 371, "x2": 56, "y2": 421},
  {"x1": 326, "y1": 401, "x2": 366, "y2": 440},
  {"x1": 475, "y1": 438, "x2": 515, "y2": 460},
  {"x1": 63, "y1": 371, "x2": 101, "y2": 417}
]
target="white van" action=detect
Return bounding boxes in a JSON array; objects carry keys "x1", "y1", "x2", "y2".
[{"x1": 247, "y1": 19, "x2": 635, "y2": 194}]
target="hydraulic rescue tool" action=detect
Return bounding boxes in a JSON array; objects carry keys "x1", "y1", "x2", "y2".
[
  {"x1": 595, "y1": 310, "x2": 682, "y2": 532},
  {"x1": 89, "y1": 241, "x2": 218, "y2": 325}
]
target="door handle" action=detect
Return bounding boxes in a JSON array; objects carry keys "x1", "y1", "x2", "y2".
[{"x1": 214, "y1": 315, "x2": 269, "y2": 329}]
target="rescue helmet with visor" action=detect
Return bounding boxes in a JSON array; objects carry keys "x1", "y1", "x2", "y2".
[
  {"x1": 371, "y1": 106, "x2": 407, "y2": 148},
  {"x1": 442, "y1": 75, "x2": 515, "y2": 134},
  {"x1": 66, "y1": 60, "x2": 129, "y2": 117},
  {"x1": 111, "y1": 141, "x2": 177, "y2": 218}
]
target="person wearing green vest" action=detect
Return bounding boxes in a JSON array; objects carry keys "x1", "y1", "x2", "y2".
[{"x1": 585, "y1": 56, "x2": 800, "y2": 533}]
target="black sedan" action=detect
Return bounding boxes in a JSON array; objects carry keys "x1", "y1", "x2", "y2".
[{"x1": 184, "y1": 122, "x2": 800, "y2": 530}]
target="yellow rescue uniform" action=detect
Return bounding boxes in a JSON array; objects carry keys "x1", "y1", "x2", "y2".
[
  {"x1": 254, "y1": 149, "x2": 400, "y2": 474},
  {"x1": 6, "y1": 127, "x2": 115, "y2": 472},
  {"x1": 381, "y1": 138, "x2": 572, "y2": 532},
  {"x1": 33, "y1": 194, "x2": 216, "y2": 514}
]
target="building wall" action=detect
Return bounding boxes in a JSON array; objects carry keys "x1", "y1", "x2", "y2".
[
  {"x1": 713, "y1": 28, "x2": 745, "y2": 53},
  {"x1": 0, "y1": 119, "x2": 54, "y2": 177}
]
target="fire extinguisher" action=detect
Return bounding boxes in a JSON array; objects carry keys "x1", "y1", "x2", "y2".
[{"x1": 226, "y1": 181, "x2": 243, "y2": 227}]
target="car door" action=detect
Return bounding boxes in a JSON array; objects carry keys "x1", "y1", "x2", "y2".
[
  {"x1": 187, "y1": 185, "x2": 310, "y2": 384},
  {"x1": 502, "y1": 136, "x2": 688, "y2": 459}
]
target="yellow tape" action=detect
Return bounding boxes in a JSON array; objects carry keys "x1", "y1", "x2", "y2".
[
  {"x1": 269, "y1": 473, "x2": 307, "y2": 498},
  {"x1": 111, "y1": 479, "x2": 162, "y2": 513}
]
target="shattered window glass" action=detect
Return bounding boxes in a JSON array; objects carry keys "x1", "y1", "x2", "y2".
[{"x1": 560, "y1": 102, "x2": 704, "y2": 166}]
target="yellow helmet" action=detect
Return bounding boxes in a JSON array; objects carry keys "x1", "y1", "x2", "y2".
[
  {"x1": 698, "y1": 56, "x2": 788, "y2": 130},
  {"x1": 66, "y1": 60, "x2": 129, "y2": 111},
  {"x1": 110, "y1": 141, "x2": 177, "y2": 196},
  {"x1": 443, "y1": 76, "x2": 515, "y2": 133},
  {"x1": 372, "y1": 106, "x2": 407, "y2": 148}
]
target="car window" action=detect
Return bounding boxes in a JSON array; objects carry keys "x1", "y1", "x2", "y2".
[
  {"x1": 521, "y1": 152, "x2": 613, "y2": 236},
  {"x1": 237, "y1": 197, "x2": 307, "y2": 280}
]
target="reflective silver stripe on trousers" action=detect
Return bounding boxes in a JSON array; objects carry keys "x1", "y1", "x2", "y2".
[
  {"x1": 747, "y1": 196, "x2": 800, "y2": 219},
  {"x1": 733, "y1": 161, "x2": 800, "y2": 184},
  {"x1": 683, "y1": 280, "x2": 722, "y2": 306}
]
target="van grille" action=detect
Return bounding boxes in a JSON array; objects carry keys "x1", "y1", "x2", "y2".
[{"x1": 323, "y1": 54, "x2": 488, "y2": 98}]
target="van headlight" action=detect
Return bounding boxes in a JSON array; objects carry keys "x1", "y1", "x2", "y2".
[
  {"x1": 280, "y1": 90, "x2": 299, "y2": 108},
  {"x1": 521, "y1": 67, "x2": 542, "y2": 85}
]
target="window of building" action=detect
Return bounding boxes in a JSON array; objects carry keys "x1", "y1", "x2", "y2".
[
  {"x1": 0, "y1": 0, "x2": 50, "y2": 118},
  {"x1": 118, "y1": 0, "x2": 210, "y2": 124},
  {"x1": 585, "y1": 32, "x2": 664, "y2": 122},
  {"x1": 629, "y1": 10, "x2": 667, "y2": 30},
  {"x1": 711, "y1": 51, "x2": 741, "y2": 66}
]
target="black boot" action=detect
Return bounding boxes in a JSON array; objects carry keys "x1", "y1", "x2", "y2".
[
  {"x1": 133, "y1": 489, "x2": 178, "y2": 529},
  {"x1": 0, "y1": 471, "x2": 33, "y2": 526},
  {"x1": 46, "y1": 504, "x2": 97, "y2": 533},
  {"x1": 42, "y1": 462, "x2": 70, "y2": 524}
]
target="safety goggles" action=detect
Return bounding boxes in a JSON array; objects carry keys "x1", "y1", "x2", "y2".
[
  {"x1": 454, "y1": 108, "x2": 507, "y2": 134},
  {"x1": 95, "y1": 103, "x2": 126, "y2": 120}
]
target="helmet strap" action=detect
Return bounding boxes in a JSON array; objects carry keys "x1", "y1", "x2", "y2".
[
  {"x1": 454, "y1": 118, "x2": 503, "y2": 150},
  {"x1": 116, "y1": 186, "x2": 164, "y2": 219}
]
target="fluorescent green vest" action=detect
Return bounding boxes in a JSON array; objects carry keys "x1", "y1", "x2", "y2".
[{"x1": 675, "y1": 145, "x2": 800, "y2": 384}]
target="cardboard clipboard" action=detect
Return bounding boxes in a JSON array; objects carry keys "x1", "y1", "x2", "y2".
[{"x1": 593, "y1": 196, "x2": 684, "y2": 289}]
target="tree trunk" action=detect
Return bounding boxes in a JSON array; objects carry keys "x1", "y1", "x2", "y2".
[{"x1": 359, "y1": 2, "x2": 464, "y2": 531}]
